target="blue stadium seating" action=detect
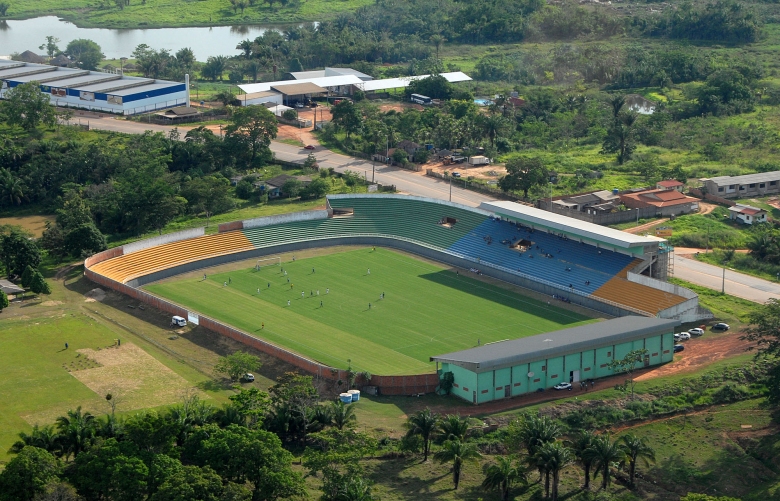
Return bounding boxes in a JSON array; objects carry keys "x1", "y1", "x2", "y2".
[{"x1": 448, "y1": 218, "x2": 636, "y2": 294}]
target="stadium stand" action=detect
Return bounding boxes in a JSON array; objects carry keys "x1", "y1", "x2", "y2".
[
  {"x1": 88, "y1": 195, "x2": 695, "y2": 317},
  {"x1": 90, "y1": 231, "x2": 254, "y2": 283}
]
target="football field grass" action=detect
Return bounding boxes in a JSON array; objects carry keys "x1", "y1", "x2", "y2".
[{"x1": 145, "y1": 248, "x2": 595, "y2": 375}]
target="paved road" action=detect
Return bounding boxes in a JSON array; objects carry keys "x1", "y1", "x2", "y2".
[
  {"x1": 674, "y1": 254, "x2": 780, "y2": 303},
  {"x1": 74, "y1": 115, "x2": 495, "y2": 208}
]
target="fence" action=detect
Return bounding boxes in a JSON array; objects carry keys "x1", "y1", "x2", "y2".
[
  {"x1": 689, "y1": 188, "x2": 735, "y2": 207},
  {"x1": 425, "y1": 170, "x2": 516, "y2": 200}
]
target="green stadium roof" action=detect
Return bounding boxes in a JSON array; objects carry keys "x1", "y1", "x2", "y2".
[{"x1": 430, "y1": 316, "x2": 680, "y2": 373}]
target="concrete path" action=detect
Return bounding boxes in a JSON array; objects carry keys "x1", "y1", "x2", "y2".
[
  {"x1": 72, "y1": 114, "x2": 495, "y2": 208},
  {"x1": 673, "y1": 253, "x2": 780, "y2": 303}
]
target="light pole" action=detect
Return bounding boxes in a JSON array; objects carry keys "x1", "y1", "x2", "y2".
[
  {"x1": 549, "y1": 182, "x2": 552, "y2": 211},
  {"x1": 449, "y1": 175, "x2": 452, "y2": 202},
  {"x1": 120, "y1": 56, "x2": 127, "y2": 75},
  {"x1": 722, "y1": 267, "x2": 726, "y2": 294}
]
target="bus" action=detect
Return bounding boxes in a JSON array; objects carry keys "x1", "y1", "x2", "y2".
[{"x1": 410, "y1": 93, "x2": 432, "y2": 105}]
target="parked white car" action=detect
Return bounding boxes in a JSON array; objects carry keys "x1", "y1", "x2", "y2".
[
  {"x1": 678, "y1": 332, "x2": 691, "y2": 341},
  {"x1": 688, "y1": 328, "x2": 704, "y2": 336}
]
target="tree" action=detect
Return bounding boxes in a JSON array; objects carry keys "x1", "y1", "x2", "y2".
[
  {"x1": 214, "y1": 352, "x2": 261, "y2": 382},
  {"x1": 202, "y1": 56, "x2": 227, "y2": 81},
  {"x1": 406, "y1": 75, "x2": 453, "y2": 100},
  {"x1": 65, "y1": 39, "x2": 104, "y2": 70},
  {"x1": 267, "y1": 372, "x2": 319, "y2": 443},
  {"x1": 620, "y1": 433, "x2": 655, "y2": 487},
  {"x1": 0, "y1": 168, "x2": 24, "y2": 206},
  {"x1": 608, "y1": 349, "x2": 648, "y2": 400},
  {"x1": 0, "y1": 289, "x2": 8, "y2": 312},
  {"x1": 482, "y1": 456, "x2": 527, "y2": 501},
  {"x1": 303, "y1": 428, "x2": 377, "y2": 500},
  {"x1": 55, "y1": 406, "x2": 96, "y2": 459},
  {"x1": 584, "y1": 434, "x2": 626, "y2": 490},
  {"x1": 29, "y1": 271, "x2": 52, "y2": 296},
  {"x1": 602, "y1": 111, "x2": 638, "y2": 165},
  {"x1": 499, "y1": 156, "x2": 548, "y2": 199},
  {"x1": 391, "y1": 149, "x2": 408, "y2": 165},
  {"x1": 302, "y1": 178, "x2": 328, "y2": 199},
  {"x1": 181, "y1": 176, "x2": 234, "y2": 226},
  {"x1": 0, "y1": 2, "x2": 9, "y2": 16},
  {"x1": 477, "y1": 113, "x2": 510, "y2": 147},
  {"x1": 405, "y1": 408, "x2": 439, "y2": 462},
  {"x1": 281, "y1": 178, "x2": 302, "y2": 198},
  {"x1": 430, "y1": 34, "x2": 447, "y2": 60},
  {"x1": 150, "y1": 465, "x2": 225, "y2": 501},
  {"x1": 570, "y1": 430, "x2": 597, "y2": 489},
  {"x1": 39, "y1": 36, "x2": 61, "y2": 58},
  {"x1": 533, "y1": 441, "x2": 572, "y2": 501},
  {"x1": 9, "y1": 425, "x2": 61, "y2": 456},
  {"x1": 64, "y1": 223, "x2": 107, "y2": 257},
  {"x1": 434, "y1": 439, "x2": 482, "y2": 490},
  {"x1": 1, "y1": 226, "x2": 42, "y2": 278},
  {"x1": 281, "y1": 108, "x2": 298, "y2": 121},
  {"x1": 69, "y1": 438, "x2": 148, "y2": 501},
  {"x1": 21, "y1": 265, "x2": 35, "y2": 288},
  {"x1": 214, "y1": 90, "x2": 237, "y2": 107},
  {"x1": 185, "y1": 424, "x2": 305, "y2": 500},
  {"x1": 741, "y1": 298, "x2": 780, "y2": 404},
  {"x1": 224, "y1": 106, "x2": 278, "y2": 166},
  {"x1": 1, "y1": 82, "x2": 59, "y2": 131},
  {"x1": 0, "y1": 447, "x2": 60, "y2": 501},
  {"x1": 331, "y1": 100, "x2": 362, "y2": 138},
  {"x1": 329, "y1": 400, "x2": 357, "y2": 430},
  {"x1": 439, "y1": 414, "x2": 470, "y2": 442}
]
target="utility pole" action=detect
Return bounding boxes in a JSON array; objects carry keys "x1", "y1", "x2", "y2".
[{"x1": 449, "y1": 175, "x2": 452, "y2": 202}]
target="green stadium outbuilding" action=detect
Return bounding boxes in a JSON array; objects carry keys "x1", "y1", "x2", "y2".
[{"x1": 431, "y1": 317, "x2": 679, "y2": 404}]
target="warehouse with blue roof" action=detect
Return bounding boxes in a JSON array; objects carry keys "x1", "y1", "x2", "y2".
[{"x1": 0, "y1": 59, "x2": 189, "y2": 115}]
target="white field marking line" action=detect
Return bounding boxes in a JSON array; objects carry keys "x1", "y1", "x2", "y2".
[
  {"x1": 202, "y1": 272, "x2": 427, "y2": 374},
  {"x1": 380, "y1": 248, "x2": 585, "y2": 323}
]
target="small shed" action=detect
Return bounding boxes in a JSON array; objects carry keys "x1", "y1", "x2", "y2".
[
  {"x1": 0, "y1": 279, "x2": 25, "y2": 296},
  {"x1": 263, "y1": 174, "x2": 312, "y2": 198},
  {"x1": 397, "y1": 140, "x2": 420, "y2": 156},
  {"x1": 153, "y1": 107, "x2": 202, "y2": 123},
  {"x1": 729, "y1": 204, "x2": 768, "y2": 225},
  {"x1": 656, "y1": 179, "x2": 684, "y2": 192}
]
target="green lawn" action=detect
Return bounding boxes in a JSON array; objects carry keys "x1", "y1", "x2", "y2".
[{"x1": 145, "y1": 248, "x2": 594, "y2": 375}]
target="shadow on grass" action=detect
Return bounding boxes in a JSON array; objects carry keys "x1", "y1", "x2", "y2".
[{"x1": 418, "y1": 270, "x2": 588, "y2": 325}]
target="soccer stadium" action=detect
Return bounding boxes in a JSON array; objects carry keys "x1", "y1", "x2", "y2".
[{"x1": 84, "y1": 195, "x2": 710, "y2": 399}]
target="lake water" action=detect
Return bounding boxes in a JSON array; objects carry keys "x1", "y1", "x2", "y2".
[{"x1": 0, "y1": 16, "x2": 295, "y2": 61}]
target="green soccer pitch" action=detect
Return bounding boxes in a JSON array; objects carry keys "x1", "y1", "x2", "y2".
[{"x1": 145, "y1": 248, "x2": 596, "y2": 375}]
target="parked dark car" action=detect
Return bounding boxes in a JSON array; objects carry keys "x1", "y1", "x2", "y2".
[
  {"x1": 712, "y1": 322, "x2": 730, "y2": 331},
  {"x1": 673, "y1": 344, "x2": 685, "y2": 353}
]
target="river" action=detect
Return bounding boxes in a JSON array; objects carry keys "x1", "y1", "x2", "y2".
[{"x1": 0, "y1": 16, "x2": 297, "y2": 61}]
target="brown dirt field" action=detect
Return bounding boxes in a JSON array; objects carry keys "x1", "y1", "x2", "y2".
[
  {"x1": 698, "y1": 202, "x2": 718, "y2": 215},
  {"x1": 424, "y1": 160, "x2": 506, "y2": 181},
  {"x1": 635, "y1": 329, "x2": 751, "y2": 381},
  {"x1": 623, "y1": 218, "x2": 669, "y2": 235},
  {"x1": 0, "y1": 214, "x2": 55, "y2": 238}
]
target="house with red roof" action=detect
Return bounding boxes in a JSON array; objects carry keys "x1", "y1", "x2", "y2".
[
  {"x1": 619, "y1": 188, "x2": 699, "y2": 216},
  {"x1": 655, "y1": 179, "x2": 685, "y2": 192},
  {"x1": 728, "y1": 204, "x2": 768, "y2": 225}
]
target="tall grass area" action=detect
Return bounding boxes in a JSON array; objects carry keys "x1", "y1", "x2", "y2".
[
  {"x1": 667, "y1": 207, "x2": 752, "y2": 249},
  {"x1": 3, "y1": 0, "x2": 373, "y2": 28},
  {"x1": 697, "y1": 249, "x2": 780, "y2": 283},
  {"x1": 668, "y1": 278, "x2": 757, "y2": 326}
]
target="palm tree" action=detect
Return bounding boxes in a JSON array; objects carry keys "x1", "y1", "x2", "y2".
[
  {"x1": 56, "y1": 407, "x2": 97, "y2": 459},
  {"x1": 405, "y1": 408, "x2": 439, "y2": 461},
  {"x1": 584, "y1": 434, "x2": 626, "y2": 490},
  {"x1": 439, "y1": 414, "x2": 470, "y2": 442},
  {"x1": 0, "y1": 168, "x2": 24, "y2": 206},
  {"x1": 330, "y1": 400, "x2": 357, "y2": 430},
  {"x1": 533, "y1": 441, "x2": 573, "y2": 501},
  {"x1": 9, "y1": 424, "x2": 61, "y2": 456},
  {"x1": 608, "y1": 94, "x2": 626, "y2": 118},
  {"x1": 434, "y1": 439, "x2": 482, "y2": 490},
  {"x1": 429, "y1": 34, "x2": 447, "y2": 60},
  {"x1": 620, "y1": 434, "x2": 655, "y2": 487},
  {"x1": 570, "y1": 430, "x2": 597, "y2": 490},
  {"x1": 482, "y1": 456, "x2": 527, "y2": 501}
]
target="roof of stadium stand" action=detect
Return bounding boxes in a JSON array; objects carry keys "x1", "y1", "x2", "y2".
[
  {"x1": 431, "y1": 317, "x2": 680, "y2": 373},
  {"x1": 238, "y1": 71, "x2": 472, "y2": 95},
  {"x1": 357, "y1": 72, "x2": 472, "y2": 92},
  {"x1": 238, "y1": 75, "x2": 363, "y2": 94},
  {"x1": 480, "y1": 201, "x2": 664, "y2": 248}
]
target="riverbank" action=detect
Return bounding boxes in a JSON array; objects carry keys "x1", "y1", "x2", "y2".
[{"x1": 0, "y1": 0, "x2": 372, "y2": 29}]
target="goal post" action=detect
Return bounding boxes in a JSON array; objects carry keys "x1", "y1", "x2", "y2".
[{"x1": 255, "y1": 256, "x2": 281, "y2": 270}]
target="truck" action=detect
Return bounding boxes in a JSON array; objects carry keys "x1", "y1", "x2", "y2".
[
  {"x1": 442, "y1": 155, "x2": 466, "y2": 165},
  {"x1": 468, "y1": 155, "x2": 490, "y2": 166}
]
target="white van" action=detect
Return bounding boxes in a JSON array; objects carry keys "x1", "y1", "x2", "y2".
[{"x1": 171, "y1": 316, "x2": 187, "y2": 327}]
